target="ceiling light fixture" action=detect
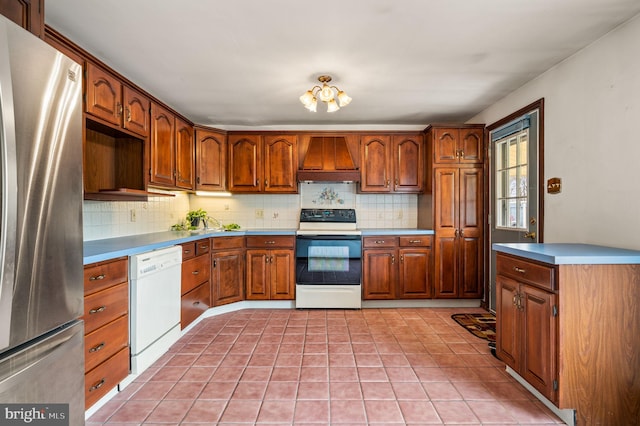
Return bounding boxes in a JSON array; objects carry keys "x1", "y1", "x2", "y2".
[{"x1": 299, "y1": 75, "x2": 352, "y2": 113}]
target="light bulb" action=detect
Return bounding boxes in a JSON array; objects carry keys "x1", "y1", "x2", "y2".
[
  {"x1": 337, "y1": 91, "x2": 352, "y2": 107},
  {"x1": 319, "y1": 84, "x2": 334, "y2": 102}
]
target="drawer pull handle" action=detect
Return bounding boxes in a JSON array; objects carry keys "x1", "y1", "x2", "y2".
[
  {"x1": 199, "y1": 245, "x2": 208, "y2": 249},
  {"x1": 409, "y1": 240, "x2": 422, "y2": 243},
  {"x1": 192, "y1": 270, "x2": 200, "y2": 275},
  {"x1": 513, "y1": 267, "x2": 526, "y2": 274},
  {"x1": 89, "y1": 274, "x2": 105, "y2": 281},
  {"x1": 89, "y1": 379, "x2": 105, "y2": 392},
  {"x1": 265, "y1": 241, "x2": 276, "y2": 244},
  {"x1": 89, "y1": 342, "x2": 105, "y2": 353},
  {"x1": 89, "y1": 306, "x2": 106, "y2": 314},
  {"x1": 375, "y1": 240, "x2": 385, "y2": 244},
  {"x1": 193, "y1": 301, "x2": 200, "y2": 306},
  {"x1": 184, "y1": 249, "x2": 191, "y2": 254}
]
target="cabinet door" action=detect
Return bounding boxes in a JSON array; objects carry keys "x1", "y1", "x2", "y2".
[
  {"x1": 85, "y1": 63, "x2": 122, "y2": 126},
  {"x1": 433, "y1": 236, "x2": 458, "y2": 298},
  {"x1": 433, "y1": 128, "x2": 459, "y2": 164},
  {"x1": 360, "y1": 135, "x2": 392, "y2": 192},
  {"x1": 458, "y1": 167, "x2": 484, "y2": 298},
  {"x1": 175, "y1": 118, "x2": 194, "y2": 190},
  {"x1": 269, "y1": 249, "x2": 295, "y2": 299},
  {"x1": 263, "y1": 135, "x2": 297, "y2": 193},
  {"x1": 0, "y1": 0, "x2": 44, "y2": 37},
  {"x1": 495, "y1": 275, "x2": 519, "y2": 371},
  {"x1": 362, "y1": 249, "x2": 396, "y2": 299},
  {"x1": 246, "y1": 249, "x2": 269, "y2": 299},
  {"x1": 459, "y1": 128, "x2": 484, "y2": 164},
  {"x1": 196, "y1": 129, "x2": 227, "y2": 191},
  {"x1": 149, "y1": 102, "x2": 175, "y2": 186},
  {"x1": 393, "y1": 134, "x2": 424, "y2": 193},
  {"x1": 398, "y1": 248, "x2": 431, "y2": 298},
  {"x1": 228, "y1": 134, "x2": 262, "y2": 192},
  {"x1": 521, "y1": 284, "x2": 557, "y2": 402},
  {"x1": 122, "y1": 85, "x2": 150, "y2": 137},
  {"x1": 211, "y1": 249, "x2": 244, "y2": 306}
]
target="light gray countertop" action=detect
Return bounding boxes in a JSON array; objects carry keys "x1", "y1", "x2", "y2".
[
  {"x1": 492, "y1": 243, "x2": 640, "y2": 265},
  {"x1": 84, "y1": 228, "x2": 434, "y2": 264}
]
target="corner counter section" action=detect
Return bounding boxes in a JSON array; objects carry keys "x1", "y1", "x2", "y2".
[{"x1": 492, "y1": 242, "x2": 640, "y2": 265}]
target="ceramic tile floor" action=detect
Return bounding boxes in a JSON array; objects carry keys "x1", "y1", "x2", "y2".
[{"x1": 87, "y1": 307, "x2": 565, "y2": 425}]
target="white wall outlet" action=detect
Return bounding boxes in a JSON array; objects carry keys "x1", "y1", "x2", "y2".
[
  {"x1": 224, "y1": 204, "x2": 230, "y2": 211},
  {"x1": 130, "y1": 209, "x2": 136, "y2": 222},
  {"x1": 396, "y1": 209, "x2": 403, "y2": 219},
  {"x1": 255, "y1": 209, "x2": 264, "y2": 219}
]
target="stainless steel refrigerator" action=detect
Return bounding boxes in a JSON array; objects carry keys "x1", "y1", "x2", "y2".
[{"x1": 0, "y1": 14, "x2": 84, "y2": 425}]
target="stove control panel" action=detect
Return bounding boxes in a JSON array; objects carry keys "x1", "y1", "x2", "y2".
[{"x1": 299, "y1": 208, "x2": 356, "y2": 223}]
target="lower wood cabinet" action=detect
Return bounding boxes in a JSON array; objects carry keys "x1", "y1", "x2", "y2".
[
  {"x1": 180, "y1": 239, "x2": 211, "y2": 329},
  {"x1": 362, "y1": 235, "x2": 433, "y2": 299},
  {"x1": 82, "y1": 257, "x2": 129, "y2": 409},
  {"x1": 246, "y1": 235, "x2": 295, "y2": 300},
  {"x1": 211, "y1": 236, "x2": 245, "y2": 306},
  {"x1": 495, "y1": 250, "x2": 640, "y2": 425}
]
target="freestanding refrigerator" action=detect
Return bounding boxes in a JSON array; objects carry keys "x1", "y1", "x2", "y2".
[{"x1": 0, "y1": 14, "x2": 84, "y2": 425}]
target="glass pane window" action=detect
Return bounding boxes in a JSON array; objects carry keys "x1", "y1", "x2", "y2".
[{"x1": 495, "y1": 129, "x2": 529, "y2": 230}]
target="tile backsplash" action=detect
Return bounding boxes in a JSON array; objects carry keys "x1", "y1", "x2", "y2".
[{"x1": 83, "y1": 183, "x2": 418, "y2": 241}]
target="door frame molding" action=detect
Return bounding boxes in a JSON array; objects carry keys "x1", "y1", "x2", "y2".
[{"x1": 482, "y1": 98, "x2": 545, "y2": 309}]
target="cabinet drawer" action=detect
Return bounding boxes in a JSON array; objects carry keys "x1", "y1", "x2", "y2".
[
  {"x1": 85, "y1": 347, "x2": 129, "y2": 409},
  {"x1": 211, "y1": 236, "x2": 245, "y2": 250},
  {"x1": 195, "y1": 238, "x2": 210, "y2": 255},
  {"x1": 399, "y1": 235, "x2": 433, "y2": 247},
  {"x1": 181, "y1": 282, "x2": 211, "y2": 329},
  {"x1": 83, "y1": 282, "x2": 128, "y2": 334},
  {"x1": 181, "y1": 242, "x2": 196, "y2": 260},
  {"x1": 182, "y1": 254, "x2": 210, "y2": 294},
  {"x1": 496, "y1": 253, "x2": 556, "y2": 291},
  {"x1": 246, "y1": 235, "x2": 294, "y2": 248},
  {"x1": 363, "y1": 236, "x2": 398, "y2": 248},
  {"x1": 84, "y1": 314, "x2": 128, "y2": 372},
  {"x1": 83, "y1": 257, "x2": 127, "y2": 295}
]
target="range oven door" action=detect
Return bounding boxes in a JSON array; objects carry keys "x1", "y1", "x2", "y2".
[{"x1": 295, "y1": 235, "x2": 362, "y2": 286}]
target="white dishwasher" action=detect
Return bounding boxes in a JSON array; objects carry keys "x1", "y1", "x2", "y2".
[{"x1": 129, "y1": 245, "x2": 182, "y2": 375}]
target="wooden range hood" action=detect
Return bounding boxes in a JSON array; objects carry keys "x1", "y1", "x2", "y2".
[{"x1": 297, "y1": 136, "x2": 360, "y2": 182}]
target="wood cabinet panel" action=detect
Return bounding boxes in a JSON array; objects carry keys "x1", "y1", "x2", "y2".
[
  {"x1": 0, "y1": 0, "x2": 44, "y2": 37},
  {"x1": 362, "y1": 249, "x2": 396, "y2": 299},
  {"x1": 85, "y1": 64, "x2": 122, "y2": 127},
  {"x1": 360, "y1": 135, "x2": 392, "y2": 192},
  {"x1": 228, "y1": 134, "x2": 261, "y2": 192},
  {"x1": 83, "y1": 257, "x2": 127, "y2": 295},
  {"x1": 246, "y1": 236, "x2": 294, "y2": 300},
  {"x1": 398, "y1": 248, "x2": 431, "y2": 298},
  {"x1": 363, "y1": 236, "x2": 397, "y2": 249},
  {"x1": 196, "y1": 128, "x2": 227, "y2": 191},
  {"x1": 430, "y1": 126, "x2": 484, "y2": 164},
  {"x1": 175, "y1": 117, "x2": 194, "y2": 189},
  {"x1": 181, "y1": 254, "x2": 210, "y2": 295},
  {"x1": 122, "y1": 85, "x2": 150, "y2": 137},
  {"x1": 393, "y1": 134, "x2": 424, "y2": 192},
  {"x1": 211, "y1": 248, "x2": 244, "y2": 306},
  {"x1": 246, "y1": 235, "x2": 295, "y2": 248},
  {"x1": 497, "y1": 253, "x2": 556, "y2": 291},
  {"x1": 211, "y1": 236, "x2": 245, "y2": 250},
  {"x1": 82, "y1": 282, "x2": 128, "y2": 334},
  {"x1": 181, "y1": 242, "x2": 196, "y2": 260},
  {"x1": 84, "y1": 347, "x2": 129, "y2": 409},
  {"x1": 246, "y1": 250, "x2": 269, "y2": 300},
  {"x1": 269, "y1": 249, "x2": 295, "y2": 299},
  {"x1": 149, "y1": 102, "x2": 176, "y2": 187},
  {"x1": 264, "y1": 135, "x2": 297, "y2": 192},
  {"x1": 84, "y1": 314, "x2": 128, "y2": 372},
  {"x1": 181, "y1": 282, "x2": 211, "y2": 328}
]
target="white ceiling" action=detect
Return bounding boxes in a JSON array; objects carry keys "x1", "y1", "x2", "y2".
[{"x1": 46, "y1": 0, "x2": 640, "y2": 130}]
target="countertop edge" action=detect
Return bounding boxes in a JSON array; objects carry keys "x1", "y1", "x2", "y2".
[{"x1": 492, "y1": 243, "x2": 640, "y2": 265}]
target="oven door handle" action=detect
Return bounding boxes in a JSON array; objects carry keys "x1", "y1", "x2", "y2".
[{"x1": 296, "y1": 235, "x2": 361, "y2": 241}]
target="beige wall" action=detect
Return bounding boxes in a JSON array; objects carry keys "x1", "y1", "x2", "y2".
[{"x1": 470, "y1": 14, "x2": 640, "y2": 250}]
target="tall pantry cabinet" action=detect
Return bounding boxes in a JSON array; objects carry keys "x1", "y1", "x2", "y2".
[{"x1": 422, "y1": 125, "x2": 485, "y2": 299}]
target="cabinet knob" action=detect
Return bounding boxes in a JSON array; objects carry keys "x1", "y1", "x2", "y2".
[
  {"x1": 192, "y1": 270, "x2": 199, "y2": 275},
  {"x1": 375, "y1": 240, "x2": 385, "y2": 244},
  {"x1": 391, "y1": 255, "x2": 395, "y2": 264},
  {"x1": 89, "y1": 274, "x2": 105, "y2": 281},
  {"x1": 89, "y1": 342, "x2": 105, "y2": 353},
  {"x1": 89, "y1": 379, "x2": 105, "y2": 392},
  {"x1": 409, "y1": 240, "x2": 421, "y2": 244},
  {"x1": 513, "y1": 266, "x2": 526, "y2": 274},
  {"x1": 89, "y1": 306, "x2": 106, "y2": 315}
]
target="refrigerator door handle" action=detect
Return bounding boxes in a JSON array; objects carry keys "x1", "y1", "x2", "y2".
[{"x1": 0, "y1": 29, "x2": 19, "y2": 352}]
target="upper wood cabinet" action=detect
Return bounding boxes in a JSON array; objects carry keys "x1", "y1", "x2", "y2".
[
  {"x1": 85, "y1": 63, "x2": 150, "y2": 138},
  {"x1": 428, "y1": 126, "x2": 484, "y2": 164},
  {"x1": 360, "y1": 133, "x2": 424, "y2": 193},
  {"x1": 228, "y1": 134, "x2": 297, "y2": 193},
  {"x1": 175, "y1": 117, "x2": 194, "y2": 189},
  {"x1": 195, "y1": 128, "x2": 227, "y2": 191},
  {"x1": 0, "y1": 0, "x2": 44, "y2": 38},
  {"x1": 149, "y1": 102, "x2": 194, "y2": 190}
]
